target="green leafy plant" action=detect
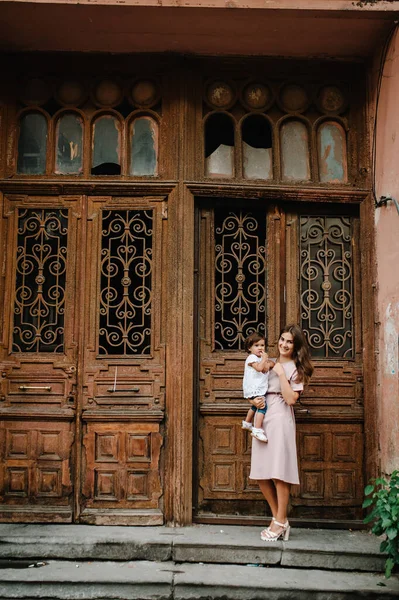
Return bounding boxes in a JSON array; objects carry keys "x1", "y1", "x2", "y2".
[{"x1": 363, "y1": 470, "x2": 399, "y2": 578}]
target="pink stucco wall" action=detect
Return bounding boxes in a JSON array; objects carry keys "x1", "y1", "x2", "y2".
[{"x1": 374, "y1": 25, "x2": 399, "y2": 475}]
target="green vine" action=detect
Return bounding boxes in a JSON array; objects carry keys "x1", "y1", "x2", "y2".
[{"x1": 363, "y1": 470, "x2": 399, "y2": 578}]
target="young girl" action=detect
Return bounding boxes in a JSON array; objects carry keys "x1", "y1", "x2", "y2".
[
  {"x1": 242, "y1": 332, "x2": 274, "y2": 443},
  {"x1": 249, "y1": 324, "x2": 313, "y2": 541}
]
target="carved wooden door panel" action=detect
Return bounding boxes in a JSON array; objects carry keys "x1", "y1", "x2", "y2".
[
  {"x1": 0, "y1": 194, "x2": 81, "y2": 523},
  {"x1": 79, "y1": 196, "x2": 166, "y2": 525},
  {"x1": 195, "y1": 201, "x2": 364, "y2": 523}
]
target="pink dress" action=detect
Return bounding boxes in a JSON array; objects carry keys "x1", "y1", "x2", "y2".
[{"x1": 249, "y1": 360, "x2": 303, "y2": 485}]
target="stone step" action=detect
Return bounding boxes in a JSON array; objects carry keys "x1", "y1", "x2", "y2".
[
  {"x1": 0, "y1": 524, "x2": 387, "y2": 573},
  {"x1": 0, "y1": 560, "x2": 398, "y2": 600}
]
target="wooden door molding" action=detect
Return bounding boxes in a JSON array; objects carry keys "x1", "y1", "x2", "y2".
[
  {"x1": 0, "y1": 179, "x2": 177, "y2": 197},
  {"x1": 359, "y1": 194, "x2": 378, "y2": 482},
  {"x1": 186, "y1": 183, "x2": 368, "y2": 204},
  {"x1": 0, "y1": 193, "x2": 83, "y2": 523}
]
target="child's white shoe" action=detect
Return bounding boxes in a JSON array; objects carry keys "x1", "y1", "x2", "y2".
[
  {"x1": 251, "y1": 427, "x2": 268, "y2": 442},
  {"x1": 242, "y1": 421, "x2": 253, "y2": 431}
]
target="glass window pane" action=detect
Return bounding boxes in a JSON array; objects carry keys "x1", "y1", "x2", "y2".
[
  {"x1": 99, "y1": 209, "x2": 153, "y2": 355},
  {"x1": 300, "y1": 215, "x2": 353, "y2": 359},
  {"x1": 318, "y1": 122, "x2": 347, "y2": 183},
  {"x1": 205, "y1": 113, "x2": 234, "y2": 178},
  {"x1": 280, "y1": 120, "x2": 310, "y2": 181},
  {"x1": 17, "y1": 113, "x2": 47, "y2": 174},
  {"x1": 214, "y1": 208, "x2": 267, "y2": 350},
  {"x1": 56, "y1": 113, "x2": 83, "y2": 174},
  {"x1": 91, "y1": 115, "x2": 121, "y2": 175},
  {"x1": 242, "y1": 115, "x2": 272, "y2": 180},
  {"x1": 13, "y1": 208, "x2": 68, "y2": 353},
  {"x1": 130, "y1": 117, "x2": 158, "y2": 176}
]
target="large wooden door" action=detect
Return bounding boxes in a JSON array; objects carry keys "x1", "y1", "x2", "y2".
[
  {"x1": 0, "y1": 194, "x2": 81, "y2": 522},
  {"x1": 194, "y1": 199, "x2": 364, "y2": 523},
  {"x1": 0, "y1": 193, "x2": 166, "y2": 524}
]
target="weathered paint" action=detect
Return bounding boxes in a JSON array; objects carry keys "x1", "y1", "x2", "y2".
[
  {"x1": 317, "y1": 121, "x2": 347, "y2": 183},
  {"x1": 374, "y1": 27, "x2": 399, "y2": 475},
  {"x1": 130, "y1": 116, "x2": 158, "y2": 177},
  {"x1": 280, "y1": 120, "x2": 310, "y2": 182}
]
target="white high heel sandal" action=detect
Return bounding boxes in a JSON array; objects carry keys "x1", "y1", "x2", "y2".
[
  {"x1": 260, "y1": 516, "x2": 276, "y2": 541},
  {"x1": 261, "y1": 519, "x2": 290, "y2": 542}
]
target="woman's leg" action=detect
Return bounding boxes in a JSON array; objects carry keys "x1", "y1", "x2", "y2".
[
  {"x1": 268, "y1": 479, "x2": 291, "y2": 532},
  {"x1": 258, "y1": 479, "x2": 278, "y2": 518}
]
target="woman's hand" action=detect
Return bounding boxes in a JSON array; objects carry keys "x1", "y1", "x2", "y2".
[
  {"x1": 250, "y1": 396, "x2": 266, "y2": 409},
  {"x1": 272, "y1": 362, "x2": 285, "y2": 377}
]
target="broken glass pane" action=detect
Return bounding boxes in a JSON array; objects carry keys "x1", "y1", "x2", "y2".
[
  {"x1": 281, "y1": 120, "x2": 310, "y2": 181},
  {"x1": 205, "y1": 113, "x2": 234, "y2": 177},
  {"x1": 130, "y1": 117, "x2": 158, "y2": 176},
  {"x1": 242, "y1": 115, "x2": 272, "y2": 180},
  {"x1": 91, "y1": 115, "x2": 121, "y2": 175},
  {"x1": 17, "y1": 113, "x2": 47, "y2": 174},
  {"x1": 56, "y1": 113, "x2": 83, "y2": 174}
]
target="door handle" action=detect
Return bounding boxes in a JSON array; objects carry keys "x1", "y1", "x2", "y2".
[
  {"x1": 296, "y1": 408, "x2": 311, "y2": 415},
  {"x1": 107, "y1": 387, "x2": 140, "y2": 393},
  {"x1": 19, "y1": 385, "x2": 52, "y2": 391}
]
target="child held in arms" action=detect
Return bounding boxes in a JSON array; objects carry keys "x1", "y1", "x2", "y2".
[{"x1": 242, "y1": 332, "x2": 274, "y2": 443}]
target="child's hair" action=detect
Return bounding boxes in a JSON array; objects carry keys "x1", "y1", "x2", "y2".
[
  {"x1": 244, "y1": 331, "x2": 266, "y2": 353},
  {"x1": 280, "y1": 324, "x2": 314, "y2": 384}
]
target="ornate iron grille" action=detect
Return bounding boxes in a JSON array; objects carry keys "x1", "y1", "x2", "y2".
[
  {"x1": 99, "y1": 209, "x2": 153, "y2": 355},
  {"x1": 13, "y1": 208, "x2": 68, "y2": 353},
  {"x1": 214, "y1": 209, "x2": 267, "y2": 350},
  {"x1": 300, "y1": 216, "x2": 353, "y2": 359}
]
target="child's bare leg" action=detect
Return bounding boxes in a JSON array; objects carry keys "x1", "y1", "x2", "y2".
[
  {"x1": 254, "y1": 410, "x2": 264, "y2": 429},
  {"x1": 245, "y1": 407, "x2": 255, "y2": 423}
]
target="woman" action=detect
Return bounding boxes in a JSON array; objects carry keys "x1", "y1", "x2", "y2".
[{"x1": 249, "y1": 324, "x2": 313, "y2": 541}]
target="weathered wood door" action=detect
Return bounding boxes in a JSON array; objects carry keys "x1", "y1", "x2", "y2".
[
  {"x1": 194, "y1": 199, "x2": 364, "y2": 523},
  {"x1": 0, "y1": 193, "x2": 166, "y2": 524},
  {"x1": 0, "y1": 194, "x2": 81, "y2": 522},
  {"x1": 79, "y1": 195, "x2": 165, "y2": 525}
]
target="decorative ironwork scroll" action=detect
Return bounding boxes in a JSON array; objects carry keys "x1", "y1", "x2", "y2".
[
  {"x1": 13, "y1": 208, "x2": 68, "y2": 353},
  {"x1": 99, "y1": 210, "x2": 153, "y2": 355},
  {"x1": 214, "y1": 209, "x2": 267, "y2": 350},
  {"x1": 300, "y1": 216, "x2": 353, "y2": 359}
]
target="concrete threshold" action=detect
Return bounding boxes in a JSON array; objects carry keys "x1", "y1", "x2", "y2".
[
  {"x1": 0, "y1": 560, "x2": 399, "y2": 600},
  {"x1": 0, "y1": 523, "x2": 388, "y2": 573}
]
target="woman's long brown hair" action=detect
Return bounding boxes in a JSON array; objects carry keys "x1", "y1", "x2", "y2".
[{"x1": 280, "y1": 324, "x2": 314, "y2": 384}]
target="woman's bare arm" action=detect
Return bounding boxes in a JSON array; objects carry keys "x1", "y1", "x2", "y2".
[{"x1": 272, "y1": 363, "x2": 299, "y2": 406}]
